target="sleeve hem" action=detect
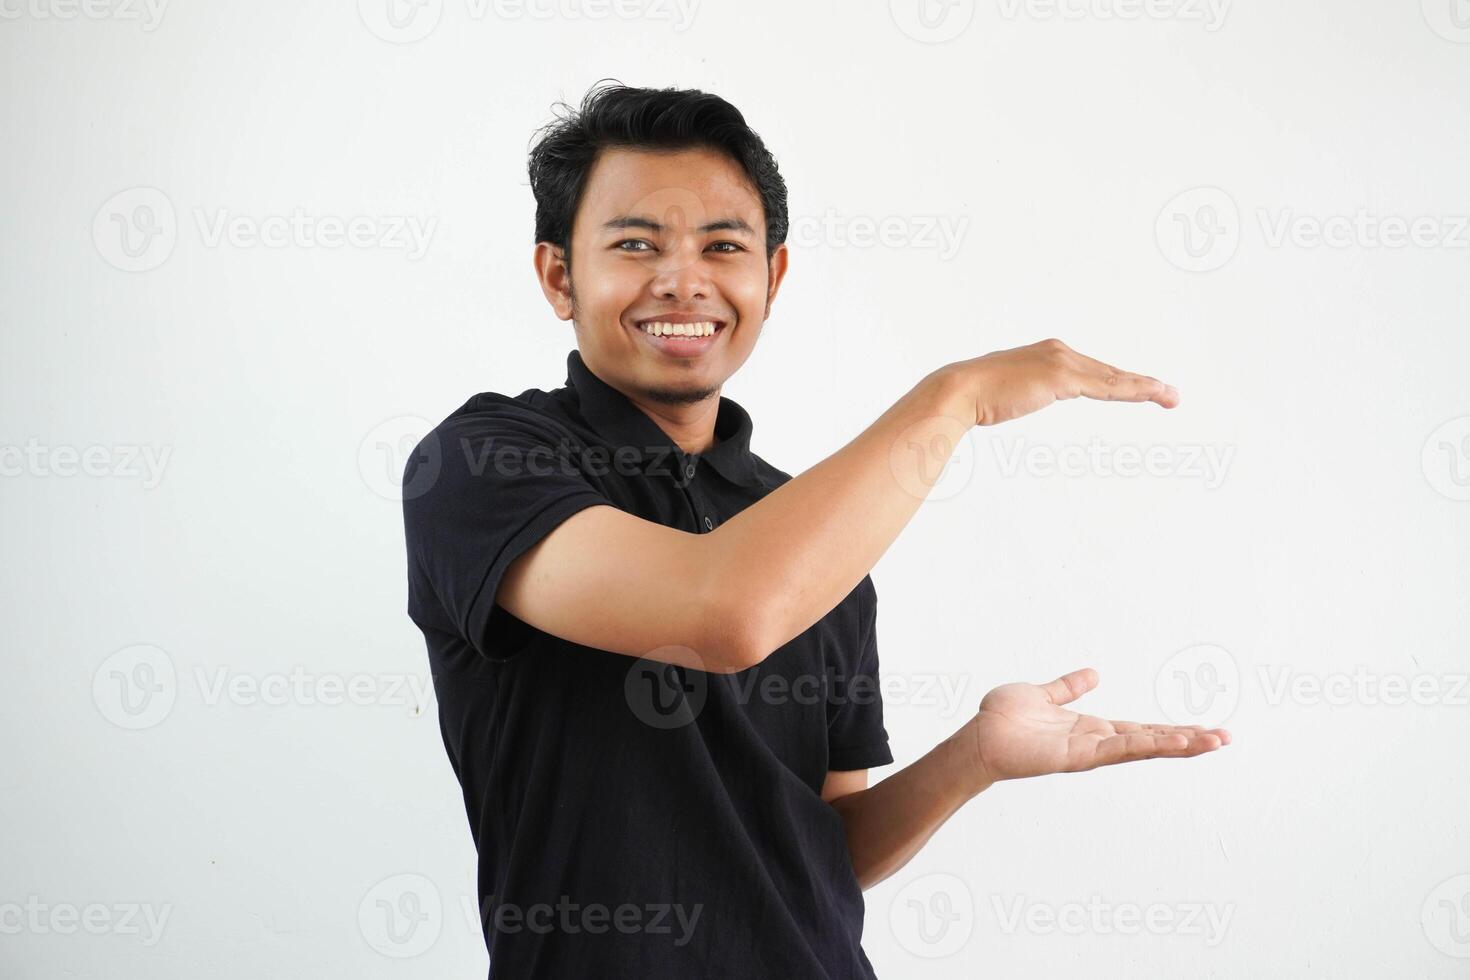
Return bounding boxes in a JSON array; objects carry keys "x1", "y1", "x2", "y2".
[
  {"x1": 463, "y1": 490, "x2": 611, "y2": 660},
  {"x1": 827, "y1": 739, "x2": 894, "y2": 771}
]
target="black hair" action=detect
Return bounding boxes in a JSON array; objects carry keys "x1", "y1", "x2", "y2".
[{"x1": 527, "y1": 80, "x2": 789, "y2": 267}]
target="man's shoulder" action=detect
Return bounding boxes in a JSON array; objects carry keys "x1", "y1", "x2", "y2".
[
  {"x1": 438, "y1": 381, "x2": 568, "y2": 428},
  {"x1": 401, "y1": 383, "x2": 589, "y2": 504},
  {"x1": 422, "y1": 381, "x2": 587, "y2": 449},
  {"x1": 746, "y1": 452, "x2": 792, "y2": 492}
]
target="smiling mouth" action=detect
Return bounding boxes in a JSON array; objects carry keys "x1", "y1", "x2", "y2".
[
  {"x1": 629, "y1": 317, "x2": 728, "y2": 358},
  {"x1": 634, "y1": 319, "x2": 725, "y2": 338}
]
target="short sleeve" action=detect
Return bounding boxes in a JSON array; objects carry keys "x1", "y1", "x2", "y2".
[
  {"x1": 401, "y1": 399, "x2": 612, "y2": 662},
  {"x1": 826, "y1": 579, "x2": 894, "y2": 771}
]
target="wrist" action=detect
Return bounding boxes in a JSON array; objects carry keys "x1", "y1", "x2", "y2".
[
  {"x1": 920, "y1": 364, "x2": 979, "y2": 429},
  {"x1": 943, "y1": 720, "x2": 994, "y2": 800}
]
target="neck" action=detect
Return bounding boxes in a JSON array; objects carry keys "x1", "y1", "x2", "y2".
[{"x1": 626, "y1": 391, "x2": 720, "y2": 455}]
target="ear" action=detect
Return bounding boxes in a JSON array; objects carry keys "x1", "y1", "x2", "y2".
[
  {"x1": 533, "y1": 241, "x2": 574, "y2": 321},
  {"x1": 763, "y1": 243, "x2": 790, "y2": 320}
]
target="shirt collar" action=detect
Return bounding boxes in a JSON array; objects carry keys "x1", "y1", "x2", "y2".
[{"x1": 565, "y1": 348, "x2": 764, "y2": 488}]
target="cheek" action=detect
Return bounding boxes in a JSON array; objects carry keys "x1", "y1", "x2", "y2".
[
  {"x1": 578, "y1": 256, "x2": 646, "y2": 318},
  {"x1": 723, "y1": 267, "x2": 771, "y2": 320}
]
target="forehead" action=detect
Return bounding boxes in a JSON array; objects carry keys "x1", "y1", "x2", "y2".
[{"x1": 575, "y1": 146, "x2": 765, "y2": 238}]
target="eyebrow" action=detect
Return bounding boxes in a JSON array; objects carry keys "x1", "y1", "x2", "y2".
[{"x1": 602, "y1": 215, "x2": 755, "y2": 236}]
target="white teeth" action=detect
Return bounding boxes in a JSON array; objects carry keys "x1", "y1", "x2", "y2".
[{"x1": 641, "y1": 321, "x2": 716, "y2": 337}]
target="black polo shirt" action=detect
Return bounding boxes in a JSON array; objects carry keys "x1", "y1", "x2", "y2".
[{"x1": 401, "y1": 348, "x2": 893, "y2": 979}]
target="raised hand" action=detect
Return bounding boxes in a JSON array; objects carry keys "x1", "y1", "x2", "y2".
[
  {"x1": 938, "y1": 338, "x2": 1181, "y2": 427},
  {"x1": 966, "y1": 667, "x2": 1230, "y2": 785}
]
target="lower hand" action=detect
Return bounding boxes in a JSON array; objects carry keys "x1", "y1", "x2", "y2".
[{"x1": 965, "y1": 667, "x2": 1230, "y2": 787}]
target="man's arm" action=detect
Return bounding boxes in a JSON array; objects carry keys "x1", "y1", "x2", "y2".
[
  {"x1": 827, "y1": 728, "x2": 985, "y2": 891},
  {"x1": 826, "y1": 668, "x2": 1231, "y2": 890},
  {"x1": 497, "y1": 340, "x2": 1179, "y2": 673}
]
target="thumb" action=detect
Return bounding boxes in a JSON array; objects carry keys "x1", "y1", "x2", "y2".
[{"x1": 1040, "y1": 667, "x2": 1099, "y2": 706}]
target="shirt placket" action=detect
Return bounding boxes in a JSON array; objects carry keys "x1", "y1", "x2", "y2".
[{"x1": 675, "y1": 453, "x2": 718, "y2": 533}]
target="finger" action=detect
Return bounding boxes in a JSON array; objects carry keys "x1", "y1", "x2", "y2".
[
  {"x1": 1112, "y1": 721, "x2": 1232, "y2": 747},
  {"x1": 1086, "y1": 730, "x2": 1224, "y2": 768},
  {"x1": 1111, "y1": 721, "x2": 1206, "y2": 735},
  {"x1": 1076, "y1": 369, "x2": 1180, "y2": 408},
  {"x1": 1069, "y1": 353, "x2": 1180, "y2": 408},
  {"x1": 1041, "y1": 667, "x2": 1099, "y2": 706}
]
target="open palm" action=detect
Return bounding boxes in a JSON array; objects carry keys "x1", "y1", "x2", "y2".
[{"x1": 968, "y1": 668, "x2": 1230, "y2": 784}]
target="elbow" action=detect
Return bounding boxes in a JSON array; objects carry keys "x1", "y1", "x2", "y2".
[
  {"x1": 692, "y1": 532, "x2": 786, "y2": 674},
  {"x1": 708, "y1": 609, "x2": 774, "y2": 675},
  {"x1": 698, "y1": 582, "x2": 779, "y2": 675}
]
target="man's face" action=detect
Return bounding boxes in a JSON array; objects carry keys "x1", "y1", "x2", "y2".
[{"x1": 536, "y1": 146, "x2": 788, "y2": 406}]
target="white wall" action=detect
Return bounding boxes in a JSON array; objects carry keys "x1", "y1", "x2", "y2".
[{"x1": 3, "y1": 1, "x2": 1468, "y2": 976}]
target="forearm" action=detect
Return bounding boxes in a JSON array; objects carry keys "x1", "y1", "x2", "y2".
[
  {"x1": 827, "y1": 723, "x2": 990, "y2": 891},
  {"x1": 708, "y1": 368, "x2": 972, "y2": 665}
]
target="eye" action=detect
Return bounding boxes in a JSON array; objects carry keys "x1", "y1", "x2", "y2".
[
  {"x1": 708, "y1": 241, "x2": 746, "y2": 253},
  {"x1": 614, "y1": 239, "x2": 655, "y2": 253}
]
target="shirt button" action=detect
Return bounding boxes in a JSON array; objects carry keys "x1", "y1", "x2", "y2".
[
  {"x1": 703, "y1": 516, "x2": 713, "y2": 530},
  {"x1": 685, "y1": 463, "x2": 696, "y2": 480}
]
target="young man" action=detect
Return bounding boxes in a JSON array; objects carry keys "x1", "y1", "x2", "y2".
[{"x1": 401, "y1": 82, "x2": 1230, "y2": 978}]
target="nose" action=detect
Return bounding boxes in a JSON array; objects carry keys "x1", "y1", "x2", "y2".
[{"x1": 648, "y1": 238, "x2": 713, "y2": 303}]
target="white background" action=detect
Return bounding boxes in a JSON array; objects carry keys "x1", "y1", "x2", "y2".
[{"x1": 3, "y1": 0, "x2": 1469, "y2": 977}]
